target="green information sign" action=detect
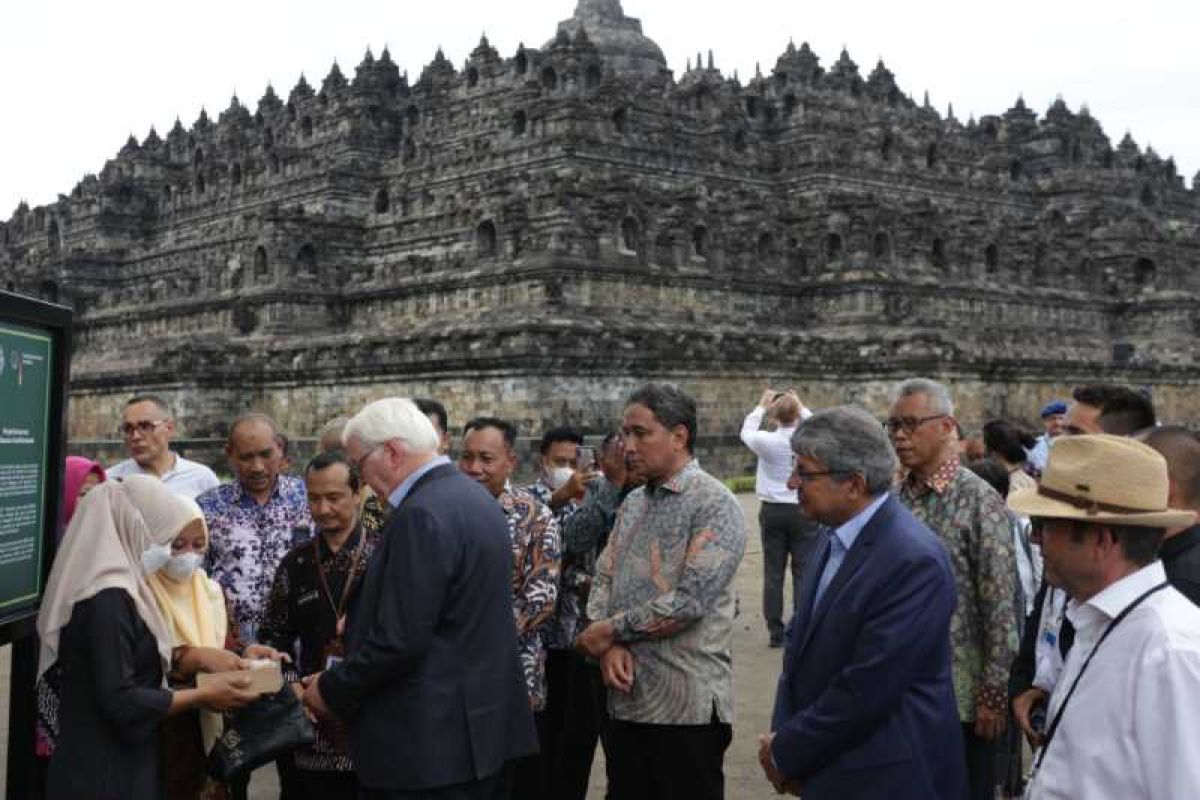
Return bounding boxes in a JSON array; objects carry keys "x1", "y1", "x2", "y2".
[{"x1": 0, "y1": 322, "x2": 53, "y2": 611}]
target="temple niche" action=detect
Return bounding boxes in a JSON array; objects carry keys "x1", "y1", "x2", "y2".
[{"x1": 4, "y1": 0, "x2": 1200, "y2": 468}]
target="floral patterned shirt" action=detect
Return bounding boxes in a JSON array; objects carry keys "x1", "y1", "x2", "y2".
[
  {"x1": 499, "y1": 483, "x2": 561, "y2": 711},
  {"x1": 897, "y1": 456, "x2": 1019, "y2": 721},
  {"x1": 525, "y1": 479, "x2": 585, "y2": 650},
  {"x1": 588, "y1": 460, "x2": 746, "y2": 725},
  {"x1": 198, "y1": 475, "x2": 313, "y2": 643}
]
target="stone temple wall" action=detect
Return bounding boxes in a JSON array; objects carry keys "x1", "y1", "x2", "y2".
[{"x1": 3, "y1": 0, "x2": 1200, "y2": 474}]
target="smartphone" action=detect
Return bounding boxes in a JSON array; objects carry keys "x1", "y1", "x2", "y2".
[{"x1": 578, "y1": 446, "x2": 596, "y2": 473}]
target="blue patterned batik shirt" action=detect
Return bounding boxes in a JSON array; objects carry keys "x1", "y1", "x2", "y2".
[{"x1": 199, "y1": 475, "x2": 314, "y2": 643}]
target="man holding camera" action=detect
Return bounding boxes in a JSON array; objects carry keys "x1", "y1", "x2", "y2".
[{"x1": 740, "y1": 387, "x2": 818, "y2": 647}]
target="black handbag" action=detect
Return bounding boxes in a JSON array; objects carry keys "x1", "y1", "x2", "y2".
[{"x1": 206, "y1": 685, "x2": 317, "y2": 782}]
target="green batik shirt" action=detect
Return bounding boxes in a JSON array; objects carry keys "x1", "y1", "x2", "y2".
[
  {"x1": 588, "y1": 459, "x2": 747, "y2": 725},
  {"x1": 897, "y1": 457, "x2": 1019, "y2": 722}
]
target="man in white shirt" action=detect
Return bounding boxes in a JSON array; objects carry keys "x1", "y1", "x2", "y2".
[
  {"x1": 106, "y1": 395, "x2": 219, "y2": 499},
  {"x1": 1009, "y1": 433, "x2": 1200, "y2": 800},
  {"x1": 740, "y1": 387, "x2": 817, "y2": 647}
]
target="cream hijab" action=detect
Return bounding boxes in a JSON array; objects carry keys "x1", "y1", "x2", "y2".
[
  {"x1": 37, "y1": 475, "x2": 195, "y2": 681},
  {"x1": 146, "y1": 516, "x2": 227, "y2": 651},
  {"x1": 146, "y1": 513, "x2": 228, "y2": 753}
]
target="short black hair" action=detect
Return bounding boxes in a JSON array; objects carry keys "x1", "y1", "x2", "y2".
[
  {"x1": 626, "y1": 383, "x2": 698, "y2": 452},
  {"x1": 126, "y1": 394, "x2": 172, "y2": 417},
  {"x1": 464, "y1": 416, "x2": 517, "y2": 449},
  {"x1": 539, "y1": 426, "x2": 583, "y2": 455},
  {"x1": 965, "y1": 458, "x2": 1011, "y2": 499},
  {"x1": 1073, "y1": 384, "x2": 1157, "y2": 435},
  {"x1": 982, "y1": 420, "x2": 1037, "y2": 464},
  {"x1": 304, "y1": 449, "x2": 362, "y2": 493},
  {"x1": 600, "y1": 430, "x2": 622, "y2": 453},
  {"x1": 414, "y1": 398, "x2": 449, "y2": 435}
]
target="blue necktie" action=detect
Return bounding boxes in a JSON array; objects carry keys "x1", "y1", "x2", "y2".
[{"x1": 812, "y1": 535, "x2": 847, "y2": 612}]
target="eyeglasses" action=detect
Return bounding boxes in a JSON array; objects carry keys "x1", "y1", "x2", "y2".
[
  {"x1": 119, "y1": 419, "x2": 170, "y2": 438},
  {"x1": 883, "y1": 414, "x2": 948, "y2": 434},
  {"x1": 350, "y1": 444, "x2": 381, "y2": 472},
  {"x1": 791, "y1": 469, "x2": 855, "y2": 484}
]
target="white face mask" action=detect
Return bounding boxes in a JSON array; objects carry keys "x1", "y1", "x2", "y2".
[
  {"x1": 141, "y1": 542, "x2": 172, "y2": 575},
  {"x1": 163, "y1": 551, "x2": 204, "y2": 582},
  {"x1": 546, "y1": 466, "x2": 575, "y2": 491}
]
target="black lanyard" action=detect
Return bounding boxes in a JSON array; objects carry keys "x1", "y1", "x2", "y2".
[
  {"x1": 1034, "y1": 581, "x2": 1169, "y2": 769},
  {"x1": 312, "y1": 532, "x2": 366, "y2": 619}
]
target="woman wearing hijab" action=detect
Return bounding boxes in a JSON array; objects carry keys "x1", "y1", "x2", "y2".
[
  {"x1": 38, "y1": 455, "x2": 109, "y2": 776},
  {"x1": 148, "y1": 509, "x2": 235, "y2": 800},
  {"x1": 59, "y1": 456, "x2": 106, "y2": 538},
  {"x1": 37, "y1": 474, "x2": 259, "y2": 800}
]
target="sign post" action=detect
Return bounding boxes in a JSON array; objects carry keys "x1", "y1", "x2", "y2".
[{"x1": 0, "y1": 291, "x2": 71, "y2": 800}]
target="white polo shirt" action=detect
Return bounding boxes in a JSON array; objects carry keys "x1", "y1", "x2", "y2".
[{"x1": 107, "y1": 452, "x2": 220, "y2": 500}]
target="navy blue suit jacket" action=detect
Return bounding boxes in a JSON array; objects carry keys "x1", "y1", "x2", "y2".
[
  {"x1": 770, "y1": 494, "x2": 966, "y2": 800},
  {"x1": 319, "y1": 463, "x2": 537, "y2": 791}
]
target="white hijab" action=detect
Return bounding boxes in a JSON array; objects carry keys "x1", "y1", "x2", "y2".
[{"x1": 37, "y1": 475, "x2": 200, "y2": 681}]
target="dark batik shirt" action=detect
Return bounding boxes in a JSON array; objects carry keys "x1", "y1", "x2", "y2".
[
  {"x1": 896, "y1": 457, "x2": 1019, "y2": 721},
  {"x1": 526, "y1": 479, "x2": 584, "y2": 650},
  {"x1": 257, "y1": 523, "x2": 379, "y2": 771},
  {"x1": 500, "y1": 483, "x2": 561, "y2": 711}
]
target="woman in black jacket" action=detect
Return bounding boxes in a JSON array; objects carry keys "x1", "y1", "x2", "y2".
[{"x1": 37, "y1": 475, "x2": 258, "y2": 800}]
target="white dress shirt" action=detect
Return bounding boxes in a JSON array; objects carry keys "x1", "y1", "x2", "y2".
[
  {"x1": 740, "y1": 405, "x2": 813, "y2": 504},
  {"x1": 107, "y1": 452, "x2": 220, "y2": 499},
  {"x1": 1027, "y1": 560, "x2": 1200, "y2": 800}
]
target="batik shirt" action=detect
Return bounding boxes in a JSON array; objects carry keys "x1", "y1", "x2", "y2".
[
  {"x1": 526, "y1": 479, "x2": 584, "y2": 650},
  {"x1": 896, "y1": 456, "x2": 1019, "y2": 721},
  {"x1": 257, "y1": 523, "x2": 380, "y2": 772},
  {"x1": 199, "y1": 475, "x2": 313, "y2": 644},
  {"x1": 499, "y1": 483, "x2": 561, "y2": 711},
  {"x1": 588, "y1": 460, "x2": 746, "y2": 725}
]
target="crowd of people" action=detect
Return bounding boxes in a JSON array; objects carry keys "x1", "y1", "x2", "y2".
[{"x1": 30, "y1": 378, "x2": 1200, "y2": 800}]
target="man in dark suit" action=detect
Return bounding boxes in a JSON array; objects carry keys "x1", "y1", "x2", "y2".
[
  {"x1": 302, "y1": 398, "x2": 537, "y2": 799},
  {"x1": 759, "y1": 406, "x2": 966, "y2": 800}
]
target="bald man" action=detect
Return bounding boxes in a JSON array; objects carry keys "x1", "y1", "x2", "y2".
[
  {"x1": 1139, "y1": 426, "x2": 1200, "y2": 604},
  {"x1": 198, "y1": 413, "x2": 314, "y2": 645}
]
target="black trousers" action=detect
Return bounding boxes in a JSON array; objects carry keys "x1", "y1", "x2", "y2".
[
  {"x1": 962, "y1": 723, "x2": 998, "y2": 800},
  {"x1": 508, "y1": 710, "x2": 548, "y2": 799},
  {"x1": 605, "y1": 715, "x2": 732, "y2": 800},
  {"x1": 293, "y1": 769, "x2": 360, "y2": 800},
  {"x1": 360, "y1": 769, "x2": 508, "y2": 800},
  {"x1": 541, "y1": 649, "x2": 606, "y2": 800},
  {"x1": 759, "y1": 502, "x2": 820, "y2": 640}
]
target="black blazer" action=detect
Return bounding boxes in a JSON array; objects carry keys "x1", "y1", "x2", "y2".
[{"x1": 319, "y1": 463, "x2": 537, "y2": 791}]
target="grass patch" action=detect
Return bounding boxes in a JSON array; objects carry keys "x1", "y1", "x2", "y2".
[{"x1": 723, "y1": 475, "x2": 756, "y2": 494}]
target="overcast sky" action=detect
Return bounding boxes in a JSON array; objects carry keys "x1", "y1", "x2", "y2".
[{"x1": 3, "y1": 0, "x2": 1197, "y2": 217}]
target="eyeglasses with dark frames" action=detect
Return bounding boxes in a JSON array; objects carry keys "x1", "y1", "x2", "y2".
[
  {"x1": 118, "y1": 419, "x2": 170, "y2": 438},
  {"x1": 883, "y1": 414, "x2": 948, "y2": 434}
]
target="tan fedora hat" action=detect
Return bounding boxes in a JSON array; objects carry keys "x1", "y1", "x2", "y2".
[{"x1": 1009, "y1": 433, "x2": 1197, "y2": 529}]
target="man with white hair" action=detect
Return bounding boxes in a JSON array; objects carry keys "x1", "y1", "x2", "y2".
[{"x1": 301, "y1": 398, "x2": 537, "y2": 798}]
